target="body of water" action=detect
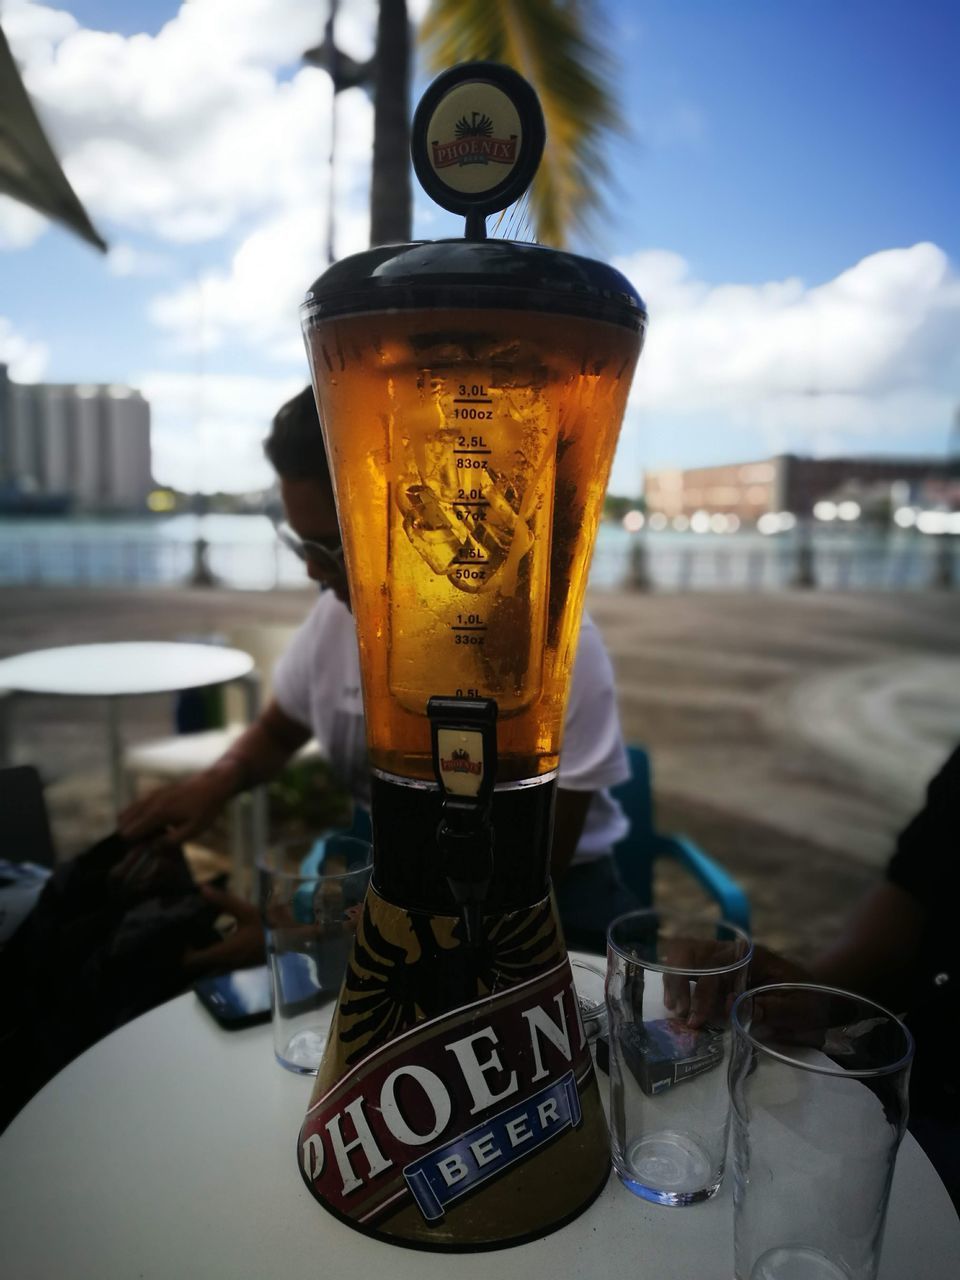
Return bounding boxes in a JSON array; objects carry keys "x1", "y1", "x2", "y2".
[{"x1": 0, "y1": 514, "x2": 953, "y2": 592}]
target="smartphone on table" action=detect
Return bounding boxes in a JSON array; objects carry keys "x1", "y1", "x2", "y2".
[{"x1": 194, "y1": 965, "x2": 273, "y2": 1030}]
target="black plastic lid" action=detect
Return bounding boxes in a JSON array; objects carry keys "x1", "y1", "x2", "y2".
[
  {"x1": 302, "y1": 62, "x2": 645, "y2": 333},
  {"x1": 301, "y1": 240, "x2": 646, "y2": 332}
]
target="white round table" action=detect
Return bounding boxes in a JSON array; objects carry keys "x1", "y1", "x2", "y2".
[
  {"x1": 0, "y1": 642, "x2": 257, "y2": 814},
  {"x1": 0, "y1": 988, "x2": 956, "y2": 1279}
]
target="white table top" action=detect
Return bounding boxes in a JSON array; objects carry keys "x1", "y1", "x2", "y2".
[
  {"x1": 0, "y1": 983, "x2": 956, "y2": 1279},
  {"x1": 0, "y1": 642, "x2": 255, "y2": 697}
]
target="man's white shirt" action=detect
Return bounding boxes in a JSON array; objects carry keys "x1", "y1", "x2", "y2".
[{"x1": 272, "y1": 593, "x2": 629, "y2": 862}]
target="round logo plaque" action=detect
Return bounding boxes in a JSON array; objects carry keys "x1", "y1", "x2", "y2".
[{"x1": 411, "y1": 62, "x2": 545, "y2": 227}]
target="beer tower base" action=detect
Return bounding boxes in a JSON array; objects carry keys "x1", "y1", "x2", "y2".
[{"x1": 297, "y1": 884, "x2": 611, "y2": 1251}]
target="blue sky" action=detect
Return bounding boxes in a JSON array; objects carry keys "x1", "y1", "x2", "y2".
[
  {"x1": 1, "y1": 0, "x2": 957, "y2": 494},
  {"x1": 604, "y1": 1, "x2": 958, "y2": 279}
]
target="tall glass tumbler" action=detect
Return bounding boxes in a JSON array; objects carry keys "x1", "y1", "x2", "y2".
[
  {"x1": 607, "y1": 910, "x2": 753, "y2": 1205},
  {"x1": 729, "y1": 984, "x2": 914, "y2": 1280},
  {"x1": 258, "y1": 835, "x2": 372, "y2": 1074}
]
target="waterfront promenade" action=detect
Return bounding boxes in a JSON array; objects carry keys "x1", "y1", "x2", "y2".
[{"x1": 2, "y1": 584, "x2": 957, "y2": 961}]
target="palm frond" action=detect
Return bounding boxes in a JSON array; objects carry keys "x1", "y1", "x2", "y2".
[
  {"x1": 493, "y1": 192, "x2": 535, "y2": 243},
  {"x1": 419, "y1": 0, "x2": 623, "y2": 248}
]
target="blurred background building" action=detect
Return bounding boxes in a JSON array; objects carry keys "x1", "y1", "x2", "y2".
[
  {"x1": 644, "y1": 454, "x2": 956, "y2": 525},
  {"x1": 0, "y1": 363, "x2": 152, "y2": 513}
]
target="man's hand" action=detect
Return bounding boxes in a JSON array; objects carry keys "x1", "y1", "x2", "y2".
[
  {"x1": 119, "y1": 699, "x2": 310, "y2": 847},
  {"x1": 118, "y1": 765, "x2": 240, "y2": 846},
  {"x1": 748, "y1": 944, "x2": 811, "y2": 989},
  {"x1": 661, "y1": 936, "x2": 754, "y2": 1029},
  {"x1": 182, "y1": 885, "x2": 266, "y2": 978}
]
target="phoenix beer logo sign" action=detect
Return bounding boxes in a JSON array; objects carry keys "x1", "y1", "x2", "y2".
[
  {"x1": 431, "y1": 110, "x2": 518, "y2": 170},
  {"x1": 412, "y1": 62, "x2": 544, "y2": 222},
  {"x1": 298, "y1": 960, "x2": 594, "y2": 1232},
  {"x1": 434, "y1": 725, "x2": 489, "y2": 798},
  {"x1": 440, "y1": 747, "x2": 482, "y2": 777}
]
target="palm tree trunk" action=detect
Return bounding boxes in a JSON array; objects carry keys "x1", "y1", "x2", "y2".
[{"x1": 370, "y1": 0, "x2": 412, "y2": 245}]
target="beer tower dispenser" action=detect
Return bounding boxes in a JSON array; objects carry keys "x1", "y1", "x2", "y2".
[{"x1": 297, "y1": 62, "x2": 646, "y2": 1250}]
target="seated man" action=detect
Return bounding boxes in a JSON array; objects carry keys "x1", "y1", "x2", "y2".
[
  {"x1": 752, "y1": 744, "x2": 960, "y2": 1209},
  {"x1": 121, "y1": 387, "x2": 640, "y2": 953}
]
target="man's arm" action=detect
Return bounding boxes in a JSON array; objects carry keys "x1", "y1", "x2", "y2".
[
  {"x1": 808, "y1": 881, "x2": 925, "y2": 1008},
  {"x1": 748, "y1": 881, "x2": 926, "y2": 1010},
  {"x1": 802, "y1": 748, "x2": 956, "y2": 1006},
  {"x1": 119, "y1": 698, "x2": 310, "y2": 845},
  {"x1": 550, "y1": 617, "x2": 629, "y2": 884}
]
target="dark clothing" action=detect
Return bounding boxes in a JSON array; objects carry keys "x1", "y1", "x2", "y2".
[
  {"x1": 885, "y1": 744, "x2": 960, "y2": 1207},
  {"x1": 886, "y1": 745, "x2": 960, "y2": 1120},
  {"x1": 0, "y1": 835, "x2": 219, "y2": 1132},
  {"x1": 554, "y1": 856, "x2": 643, "y2": 955}
]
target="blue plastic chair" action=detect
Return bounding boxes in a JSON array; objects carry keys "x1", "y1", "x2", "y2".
[
  {"x1": 344, "y1": 805, "x2": 372, "y2": 843},
  {"x1": 302, "y1": 804, "x2": 371, "y2": 859},
  {"x1": 610, "y1": 745, "x2": 750, "y2": 932}
]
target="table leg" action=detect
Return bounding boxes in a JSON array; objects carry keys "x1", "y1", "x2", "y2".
[
  {"x1": 0, "y1": 690, "x2": 15, "y2": 768},
  {"x1": 239, "y1": 672, "x2": 267, "y2": 895},
  {"x1": 106, "y1": 697, "x2": 126, "y2": 819},
  {"x1": 239, "y1": 670, "x2": 262, "y2": 723}
]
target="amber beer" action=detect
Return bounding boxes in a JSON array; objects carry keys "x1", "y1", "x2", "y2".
[{"x1": 304, "y1": 307, "x2": 639, "y2": 785}]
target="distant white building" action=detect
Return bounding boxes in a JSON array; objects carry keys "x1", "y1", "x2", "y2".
[{"x1": 0, "y1": 363, "x2": 152, "y2": 511}]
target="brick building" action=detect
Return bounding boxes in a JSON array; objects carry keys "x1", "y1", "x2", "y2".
[{"x1": 644, "y1": 454, "x2": 951, "y2": 521}]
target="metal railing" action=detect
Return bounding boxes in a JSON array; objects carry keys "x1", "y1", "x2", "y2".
[
  {"x1": 0, "y1": 532, "x2": 955, "y2": 592},
  {"x1": 590, "y1": 536, "x2": 957, "y2": 592}
]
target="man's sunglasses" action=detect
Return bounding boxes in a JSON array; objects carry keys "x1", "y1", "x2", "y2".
[{"x1": 275, "y1": 521, "x2": 344, "y2": 575}]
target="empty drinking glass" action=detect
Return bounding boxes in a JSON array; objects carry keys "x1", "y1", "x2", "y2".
[
  {"x1": 729, "y1": 983, "x2": 913, "y2": 1280},
  {"x1": 607, "y1": 909, "x2": 752, "y2": 1205},
  {"x1": 258, "y1": 834, "x2": 372, "y2": 1074}
]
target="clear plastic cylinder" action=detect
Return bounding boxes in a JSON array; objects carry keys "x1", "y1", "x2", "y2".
[{"x1": 304, "y1": 304, "x2": 640, "y2": 783}]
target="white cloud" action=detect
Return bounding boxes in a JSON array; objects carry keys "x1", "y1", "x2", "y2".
[
  {"x1": 0, "y1": 195, "x2": 48, "y2": 249},
  {"x1": 3, "y1": 1, "x2": 374, "y2": 245},
  {"x1": 7, "y1": 2, "x2": 953, "y2": 501},
  {"x1": 106, "y1": 243, "x2": 173, "y2": 277},
  {"x1": 147, "y1": 239, "x2": 960, "y2": 492},
  {"x1": 2, "y1": 1, "x2": 379, "y2": 491},
  {"x1": 0, "y1": 0, "x2": 77, "y2": 61},
  {"x1": 0, "y1": 315, "x2": 49, "y2": 381},
  {"x1": 137, "y1": 370, "x2": 306, "y2": 492},
  {"x1": 148, "y1": 175, "x2": 371, "y2": 362},
  {"x1": 612, "y1": 242, "x2": 960, "y2": 475}
]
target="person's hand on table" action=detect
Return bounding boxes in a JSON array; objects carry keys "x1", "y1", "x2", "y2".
[
  {"x1": 118, "y1": 760, "x2": 269, "y2": 980},
  {"x1": 660, "y1": 936, "x2": 752, "y2": 1029},
  {"x1": 182, "y1": 884, "x2": 266, "y2": 978},
  {"x1": 660, "y1": 941, "x2": 813, "y2": 1030},
  {"x1": 118, "y1": 768, "x2": 237, "y2": 846},
  {"x1": 736, "y1": 945, "x2": 837, "y2": 1049},
  {"x1": 747, "y1": 943, "x2": 812, "y2": 988}
]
